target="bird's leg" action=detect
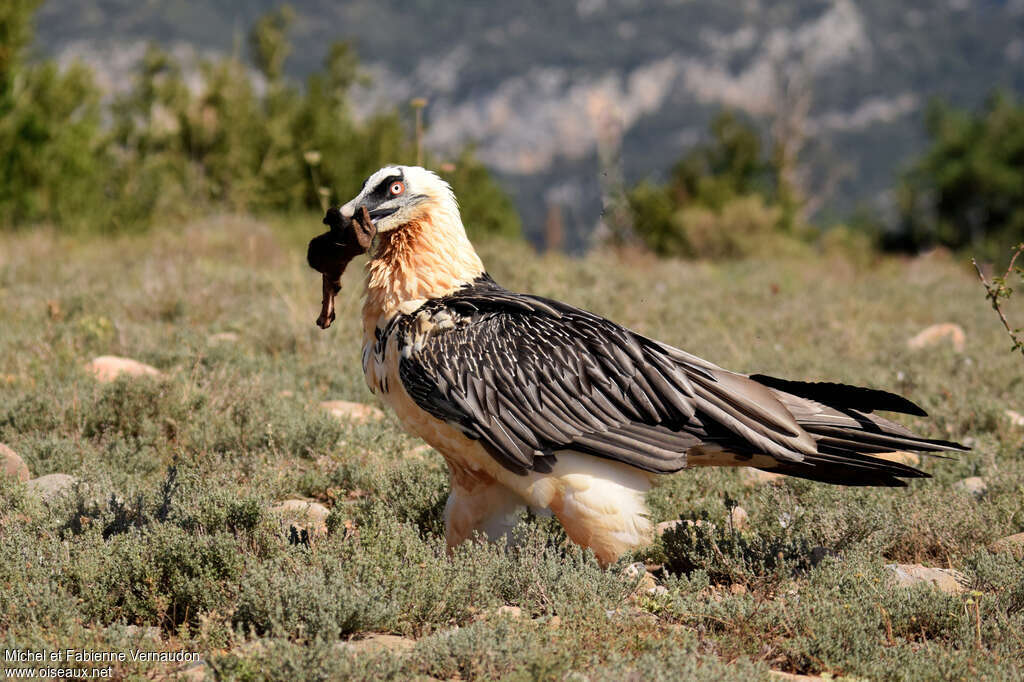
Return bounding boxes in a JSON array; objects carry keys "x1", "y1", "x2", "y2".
[{"x1": 443, "y1": 476, "x2": 527, "y2": 551}]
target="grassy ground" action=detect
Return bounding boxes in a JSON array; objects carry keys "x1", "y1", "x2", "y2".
[{"x1": 1, "y1": 216, "x2": 1022, "y2": 681}]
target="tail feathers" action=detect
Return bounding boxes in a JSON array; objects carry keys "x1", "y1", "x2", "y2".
[
  {"x1": 749, "y1": 374, "x2": 928, "y2": 416},
  {"x1": 745, "y1": 373, "x2": 969, "y2": 487},
  {"x1": 760, "y1": 453, "x2": 925, "y2": 487}
]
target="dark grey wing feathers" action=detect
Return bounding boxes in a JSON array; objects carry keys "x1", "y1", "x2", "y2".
[
  {"x1": 396, "y1": 276, "x2": 965, "y2": 481},
  {"x1": 397, "y1": 282, "x2": 708, "y2": 474}
]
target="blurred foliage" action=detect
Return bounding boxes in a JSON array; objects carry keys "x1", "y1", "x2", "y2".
[
  {"x1": 436, "y1": 147, "x2": 522, "y2": 241},
  {"x1": 0, "y1": 3, "x2": 521, "y2": 238},
  {"x1": 627, "y1": 111, "x2": 803, "y2": 259},
  {"x1": 889, "y1": 93, "x2": 1024, "y2": 255}
]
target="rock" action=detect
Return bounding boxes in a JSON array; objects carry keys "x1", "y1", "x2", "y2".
[
  {"x1": 886, "y1": 563, "x2": 966, "y2": 594},
  {"x1": 176, "y1": 661, "x2": 209, "y2": 681},
  {"x1": 26, "y1": 473, "x2": 77, "y2": 502},
  {"x1": 954, "y1": 476, "x2": 987, "y2": 497},
  {"x1": 907, "y1": 323, "x2": 966, "y2": 353},
  {"x1": 547, "y1": 615, "x2": 562, "y2": 628},
  {"x1": 207, "y1": 332, "x2": 240, "y2": 345},
  {"x1": 729, "y1": 583, "x2": 747, "y2": 595},
  {"x1": 770, "y1": 672, "x2": 824, "y2": 681},
  {"x1": 270, "y1": 499, "x2": 330, "y2": 539},
  {"x1": 406, "y1": 444, "x2": 434, "y2": 460},
  {"x1": 656, "y1": 518, "x2": 713, "y2": 536},
  {"x1": 989, "y1": 532, "x2": 1024, "y2": 559},
  {"x1": 621, "y1": 562, "x2": 658, "y2": 594},
  {"x1": 85, "y1": 356, "x2": 163, "y2": 383},
  {"x1": 0, "y1": 443, "x2": 30, "y2": 482},
  {"x1": 740, "y1": 467, "x2": 785, "y2": 486},
  {"x1": 1005, "y1": 410, "x2": 1024, "y2": 428},
  {"x1": 341, "y1": 633, "x2": 416, "y2": 655},
  {"x1": 729, "y1": 506, "x2": 749, "y2": 531},
  {"x1": 874, "y1": 450, "x2": 920, "y2": 467},
  {"x1": 320, "y1": 400, "x2": 385, "y2": 425},
  {"x1": 122, "y1": 625, "x2": 161, "y2": 640},
  {"x1": 496, "y1": 605, "x2": 523, "y2": 619}
]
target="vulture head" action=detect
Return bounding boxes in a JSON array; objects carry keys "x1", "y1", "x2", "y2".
[{"x1": 338, "y1": 165, "x2": 458, "y2": 234}]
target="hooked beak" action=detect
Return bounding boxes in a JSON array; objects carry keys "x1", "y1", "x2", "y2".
[{"x1": 367, "y1": 206, "x2": 398, "y2": 223}]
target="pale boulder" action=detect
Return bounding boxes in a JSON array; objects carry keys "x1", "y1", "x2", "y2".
[
  {"x1": 85, "y1": 356, "x2": 163, "y2": 383},
  {"x1": 0, "y1": 443, "x2": 30, "y2": 482},
  {"x1": 270, "y1": 499, "x2": 330, "y2": 538},
  {"x1": 320, "y1": 400, "x2": 385, "y2": 425},
  {"x1": 26, "y1": 473, "x2": 77, "y2": 502},
  {"x1": 340, "y1": 633, "x2": 416, "y2": 655},
  {"x1": 874, "y1": 450, "x2": 920, "y2": 467},
  {"x1": 989, "y1": 533, "x2": 1024, "y2": 559},
  {"x1": 729, "y1": 506, "x2": 749, "y2": 531},
  {"x1": 886, "y1": 563, "x2": 966, "y2": 594},
  {"x1": 907, "y1": 323, "x2": 966, "y2": 353},
  {"x1": 1004, "y1": 410, "x2": 1024, "y2": 428},
  {"x1": 740, "y1": 467, "x2": 785, "y2": 486},
  {"x1": 954, "y1": 476, "x2": 987, "y2": 497}
]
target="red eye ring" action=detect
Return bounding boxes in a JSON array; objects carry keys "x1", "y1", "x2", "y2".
[{"x1": 389, "y1": 181, "x2": 404, "y2": 196}]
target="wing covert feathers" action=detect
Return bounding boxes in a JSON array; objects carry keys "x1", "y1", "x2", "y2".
[{"x1": 395, "y1": 274, "x2": 966, "y2": 486}]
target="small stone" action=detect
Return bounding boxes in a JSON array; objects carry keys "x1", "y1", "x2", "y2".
[
  {"x1": 622, "y1": 562, "x2": 658, "y2": 594},
  {"x1": 874, "y1": 450, "x2": 920, "y2": 467},
  {"x1": 278, "y1": 390, "x2": 295, "y2": 398},
  {"x1": 769, "y1": 672, "x2": 824, "y2": 681},
  {"x1": 729, "y1": 583, "x2": 747, "y2": 595},
  {"x1": 547, "y1": 615, "x2": 562, "y2": 628},
  {"x1": 989, "y1": 532, "x2": 1024, "y2": 559},
  {"x1": 740, "y1": 467, "x2": 785, "y2": 486},
  {"x1": 85, "y1": 356, "x2": 163, "y2": 383},
  {"x1": 656, "y1": 518, "x2": 711, "y2": 536},
  {"x1": 1, "y1": 443, "x2": 30, "y2": 482},
  {"x1": 176, "y1": 661, "x2": 208, "y2": 681},
  {"x1": 122, "y1": 625, "x2": 161, "y2": 640},
  {"x1": 907, "y1": 323, "x2": 966, "y2": 353},
  {"x1": 26, "y1": 473, "x2": 77, "y2": 502},
  {"x1": 646, "y1": 585, "x2": 668, "y2": 596},
  {"x1": 320, "y1": 400, "x2": 385, "y2": 425},
  {"x1": 886, "y1": 563, "x2": 966, "y2": 594},
  {"x1": 729, "y1": 506, "x2": 749, "y2": 531},
  {"x1": 496, "y1": 605, "x2": 523, "y2": 618},
  {"x1": 1004, "y1": 410, "x2": 1024, "y2": 428},
  {"x1": 270, "y1": 499, "x2": 330, "y2": 538},
  {"x1": 207, "y1": 332, "x2": 240, "y2": 345},
  {"x1": 954, "y1": 476, "x2": 987, "y2": 497},
  {"x1": 341, "y1": 633, "x2": 416, "y2": 655},
  {"x1": 406, "y1": 444, "x2": 434, "y2": 459}
]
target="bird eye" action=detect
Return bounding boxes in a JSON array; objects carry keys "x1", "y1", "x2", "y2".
[{"x1": 389, "y1": 181, "x2": 404, "y2": 196}]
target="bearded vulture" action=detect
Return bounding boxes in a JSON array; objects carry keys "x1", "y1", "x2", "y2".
[{"x1": 318, "y1": 165, "x2": 966, "y2": 565}]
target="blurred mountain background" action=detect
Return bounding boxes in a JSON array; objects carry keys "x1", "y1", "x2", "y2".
[{"x1": 33, "y1": 0, "x2": 1024, "y2": 246}]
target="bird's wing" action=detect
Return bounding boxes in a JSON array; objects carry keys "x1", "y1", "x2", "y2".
[{"x1": 396, "y1": 279, "x2": 818, "y2": 475}]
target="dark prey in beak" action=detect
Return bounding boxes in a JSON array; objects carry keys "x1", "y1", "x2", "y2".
[{"x1": 307, "y1": 206, "x2": 376, "y2": 329}]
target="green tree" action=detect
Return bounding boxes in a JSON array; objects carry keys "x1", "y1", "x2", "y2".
[
  {"x1": 891, "y1": 93, "x2": 1024, "y2": 253},
  {"x1": 439, "y1": 148, "x2": 522, "y2": 241},
  {"x1": 626, "y1": 110, "x2": 785, "y2": 258},
  {"x1": 0, "y1": 3, "x2": 522, "y2": 239},
  {"x1": 0, "y1": 0, "x2": 109, "y2": 229}
]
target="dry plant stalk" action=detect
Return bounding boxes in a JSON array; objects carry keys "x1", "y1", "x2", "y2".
[{"x1": 972, "y1": 243, "x2": 1024, "y2": 359}]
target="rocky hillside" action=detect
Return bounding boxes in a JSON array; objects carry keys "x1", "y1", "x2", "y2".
[{"x1": 37, "y1": 0, "x2": 1024, "y2": 242}]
